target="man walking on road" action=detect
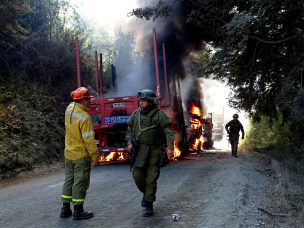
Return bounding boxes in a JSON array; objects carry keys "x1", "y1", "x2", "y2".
[
  {"x1": 126, "y1": 89, "x2": 175, "y2": 217},
  {"x1": 225, "y1": 113, "x2": 245, "y2": 157},
  {"x1": 60, "y1": 87, "x2": 99, "y2": 220}
]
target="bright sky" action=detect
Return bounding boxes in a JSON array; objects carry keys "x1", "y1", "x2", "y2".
[
  {"x1": 71, "y1": 0, "x2": 139, "y2": 32},
  {"x1": 201, "y1": 79, "x2": 249, "y2": 130}
]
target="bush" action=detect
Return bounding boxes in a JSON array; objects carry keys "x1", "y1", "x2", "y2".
[
  {"x1": 0, "y1": 80, "x2": 65, "y2": 178},
  {"x1": 240, "y1": 113, "x2": 297, "y2": 159}
]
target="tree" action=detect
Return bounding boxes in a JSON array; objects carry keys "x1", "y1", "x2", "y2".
[
  {"x1": 0, "y1": 0, "x2": 30, "y2": 79},
  {"x1": 0, "y1": 0, "x2": 96, "y2": 174},
  {"x1": 131, "y1": 0, "x2": 304, "y2": 143}
]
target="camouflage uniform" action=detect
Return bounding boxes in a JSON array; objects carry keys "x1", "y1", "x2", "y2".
[
  {"x1": 225, "y1": 119, "x2": 244, "y2": 156},
  {"x1": 126, "y1": 106, "x2": 174, "y2": 207}
]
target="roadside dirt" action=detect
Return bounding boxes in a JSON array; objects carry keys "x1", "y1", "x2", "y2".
[
  {"x1": 0, "y1": 148, "x2": 302, "y2": 227},
  {"x1": 0, "y1": 162, "x2": 65, "y2": 189}
]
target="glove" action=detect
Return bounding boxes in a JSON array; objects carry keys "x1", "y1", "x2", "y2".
[
  {"x1": 127, "y1": 144, "x2": 133, "y2": 151},
  {"x1": 166, "y1": 149, "x2": 174, "y2": 159},
  {"x1": 91, "y1": 160, "x2": 99, "y2": 167}
]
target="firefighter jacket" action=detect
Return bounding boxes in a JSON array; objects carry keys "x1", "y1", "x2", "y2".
[
  {"x1": 225, "y1": 119, "x2": 245, "y2": 140},
  {"x1": 64, "y1": 102, "x2": 98, "y2": 161},
  {"x1": 126, "y1": 107, "x2": 174, "y2": 149}
]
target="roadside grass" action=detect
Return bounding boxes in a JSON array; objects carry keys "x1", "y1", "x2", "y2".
[
  {"x1": 282, "y1": 153, "x2": 304, "y2": 225},
  {"x1": 239, "y1": 115, "x2": 304, "y2": 225}
]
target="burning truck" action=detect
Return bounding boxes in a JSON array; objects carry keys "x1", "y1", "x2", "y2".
[
  {"x1": 187, "y1": 103, "x2": 214, "y2": 151},
  {"x1": 74, "y1": 30, "x2": 213, "y2": 163}
]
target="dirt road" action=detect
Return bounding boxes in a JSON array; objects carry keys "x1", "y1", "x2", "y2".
[{"x1": 0, "y1": 148, "x2": 298, "y2": 227}]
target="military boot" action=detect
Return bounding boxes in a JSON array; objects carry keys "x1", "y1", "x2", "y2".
[
  {"x1": 143, "y1": 202, "x2": 154, "y2": 217},
  {"x1": 73, "y1": 204, "x2": 94, "y2": 220},
  {"x1": 141, "y1": 197, "x2": 147, "y2": 207},
  {"x1": 60, "y1": 202, "x2": 72, "y2": 218}
]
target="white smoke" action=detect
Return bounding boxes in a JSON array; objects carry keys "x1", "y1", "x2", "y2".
[
  {"x1": 201, "y1": 78, "x2": 249, "y2": 130},
  {"x1": 106, "y1": 59, "x2": 154, "y2": 97}
]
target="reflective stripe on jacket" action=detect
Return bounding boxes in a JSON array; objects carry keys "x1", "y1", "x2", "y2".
[{"x1": 64, "y1": 102, "x2": 98, "y2": 161}]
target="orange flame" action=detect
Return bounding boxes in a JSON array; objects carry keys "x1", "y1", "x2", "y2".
[
  {"x1": 189, "y1": 103, "x2": 202, "y2": 116},
  {"x1": 188, "y1": 103, "x2": 203, "y2": 151},
  {"x1": 99, "y1": 152, "x2": 125, "y2": 162},
  {"x1": 190, "y1": 138, "x2": 201, "y2": 151},
  {"x1": 189, "y1": 117, "x2": 201, "y2": 129},
  {"x1": 173, "y1": 140, "x2": 182, "y2": 159}
]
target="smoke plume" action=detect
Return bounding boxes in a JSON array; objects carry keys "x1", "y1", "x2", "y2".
[{"x1": 124, "y1": 0, "x2": 208, "y2": 114}]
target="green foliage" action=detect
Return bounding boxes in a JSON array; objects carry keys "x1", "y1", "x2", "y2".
[
  {"x1": 210, "y1": 0, "x2": 304, "y2": 144},
  {"x1": 0, "y1": 0, "x2": 98, "y2": 177},
  {"x1": 129, "y1": 0, "x2": 173, "y2": 21},
  {"x1": 130, "y1": 0, "x2": 304, "y2": 165},
  {"x1": 0, "y1": 0, "x2": 95, "y2": 95},
  {"x1": 0, "y1": 0, "x2": 30, "y2": 49},
  {"x1": 241, "y1": 113, "x2": 296, "y2": 153},
  {"x1": 0, "y1": 0, "x2": 133, "y2": 177},
  {"x1": 0, "y1": 0, "x2": 30, "y2": 79},
  {"x1": 132, "y1": 0, "x2": 304, "y2": 145},
  {"x1": 0, "y1": 80, "x2": 64, "y2": 178}
]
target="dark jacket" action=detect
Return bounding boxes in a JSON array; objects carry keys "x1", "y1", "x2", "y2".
[{"x1": 225, "y1": 119, "x2": 245, "y2": 140}]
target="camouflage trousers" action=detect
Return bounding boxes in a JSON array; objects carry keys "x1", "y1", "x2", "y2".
[
  {"x1": 61, "y1": 157, "x2": 91, "y2": 205},
  {"x1": 132, "y1": 145, "x2": 161, "y2": 203}
]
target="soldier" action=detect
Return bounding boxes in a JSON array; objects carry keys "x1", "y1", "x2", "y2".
[
  {"x1": 126, "y1": 89, "x2": 174, "y2": 217},
  {"x1": 225, "y1": 113, "x2": 245, "y2": 157},
  {"x1": 60, "y1": 87, "x2": 99, "y2": 220}
]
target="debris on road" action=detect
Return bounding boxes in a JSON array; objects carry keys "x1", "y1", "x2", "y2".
[
  {"x1": 172, "y1": 213, "x2": 181, "y2": 221},
  {"x1": 258, "y1": 207, "x2": 288, "y2": 217}
]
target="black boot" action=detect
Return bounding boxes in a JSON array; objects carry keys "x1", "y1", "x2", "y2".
[
  {"x1": 60, "y1": 202, "x2": 72, "y2": 218},
  {"x1": 143, "y1": 202, "x2": 154, "y2": 217},
  {"x1": 141, "y1": 197, "x2": 147, "y2": 208},
  {"x1": 73, "y1": 204, "x2": 94, "y2": 220}
]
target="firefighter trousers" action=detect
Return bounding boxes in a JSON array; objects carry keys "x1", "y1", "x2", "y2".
[
  {"x1": 132, "y1": 147, "x2": 161, "y2": 203},
  {"x1": 61, "y1": 157, "x2": 91, "y2": 205}
]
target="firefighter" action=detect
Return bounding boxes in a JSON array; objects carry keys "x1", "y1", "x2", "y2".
[
  {"x1": 225, "y1": 113, "x2": 245, "y2": 157},
  {"x1": 60, "y1": 87, "x2": 99, "y2": 220},
  {"x1": 126, "y1": 89, "x2": 174, "y2": 217}
]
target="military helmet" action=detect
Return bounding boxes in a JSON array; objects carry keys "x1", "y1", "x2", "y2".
[
  {"x1": 137, "y1": 89, "x2": 157, "y2": 105},
  {"x1": 233, "y1": 113, "x2": 239, "y2": 119}
]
